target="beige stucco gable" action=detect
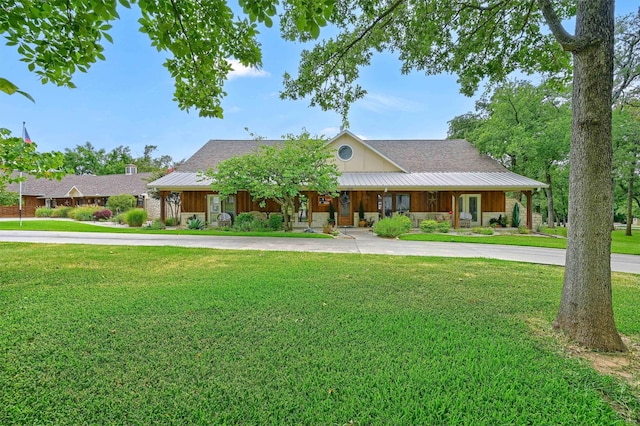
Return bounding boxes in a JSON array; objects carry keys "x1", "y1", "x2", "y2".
[{"x1": 328, "y1": 132, "x2": 404, "y2": 173}]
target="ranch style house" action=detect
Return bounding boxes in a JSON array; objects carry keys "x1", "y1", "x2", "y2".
[{"x1": 148, "y1": 130, "x2": 546, "y2": 230}]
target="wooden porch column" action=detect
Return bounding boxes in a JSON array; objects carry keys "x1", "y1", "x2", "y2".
[
  {"x1": 452, "y1": 192, "x2": 460, "y2": 229},
  {"x1": 160, "y1": 191, "x2": 167, "y2": 223},
  {"x1": 525, "y1": 190, "x2": 533, "y2": 230},
  {"x1": 308, "y1": 191, "x2": 313, "y2": 228}
]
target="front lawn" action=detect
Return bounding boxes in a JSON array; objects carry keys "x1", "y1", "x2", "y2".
[
  {"x1": 0, "y1": 219, "x2": 331, "y2": 238},
  {"x1": 1, "y1": 244, "x2": 638, "y2": 424}
]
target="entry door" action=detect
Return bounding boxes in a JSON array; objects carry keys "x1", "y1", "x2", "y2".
[
  {"x1": 338, "y1": 191, "x2": 352, "y2": 226},
  {"x1": 222, "y1": 195, "x2": 236, "y2": 219},
  {"x1": 207, "y1": 195, "x2": 220, "y2": 223},
  {"x1": 458, "y1": 194, "x2": 481, "y2": 227},
  {"x1": 208, "y1": 194, "x2": 236, "y2": 222}
]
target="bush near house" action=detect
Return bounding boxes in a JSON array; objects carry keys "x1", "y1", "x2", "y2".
[
  {"x1": 420, "y1": 219, "x2": 451, "y2": 234},
  {"x1": 374, "y1": 215, "x2": 412, "y2": 238},
  {"x1": 125, "y1": 208, "x2": 147, "y2": 227},
  {"x1": 68, "y1": 206, "x2": 102, "y2": 221},
  {"x1": 93, "y1": 209, "x2": 113, "y2": 221},
  {"x1": 106, "y1": 194, "x2": 137, "y2": 214},
  {"x1": 35, "y1": 207, "x2": 54, "y2": 217},
  {"x1": 420, "y1": 219, "x2": 438, "y2": 233},
  {"x1": 472, "y1": 227, "x2": 495, "y2": 235},
  {"x1": 269, "y1": 213, "x2": 283, "y2": 231},
  {"x1": 50, "y1": 206, "x2": 72, "y2": 218},
  {"x1": 436, "y1": 221, "x2": 450, "y2": 233}
]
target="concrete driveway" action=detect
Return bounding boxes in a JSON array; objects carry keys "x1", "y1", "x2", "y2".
[{"x1": 1, "y1": 228, "x2": 639, "y2": 274}]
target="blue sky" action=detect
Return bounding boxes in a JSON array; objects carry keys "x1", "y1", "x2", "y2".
[{"x1": 1, "y1": 3, "x2": 636, "y2": 162}]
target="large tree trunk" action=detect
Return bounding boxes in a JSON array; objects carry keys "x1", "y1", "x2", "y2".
[
  {"x1": 545, "y1": 169, "x2": 555, "y2": 227},
  {"x1": 553, "y1": 0, "x2": 625, "y2": 351},
  {"x1": 626, "y1": 168, "x2": 634, "y2": 236}
]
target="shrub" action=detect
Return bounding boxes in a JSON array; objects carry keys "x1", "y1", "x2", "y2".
[
  {"x1": 113, "y1": 213, "x2": 126, "y2": 224},
  {"x1": 144, "y1": 219, "x2": 165, "y2": 230},
  {"x1": 106, "y1": 194, "x2": 136, "y2": 214},
  {"x1": 187, "y1": 215, "x2": 205, "y2": 230},
  {"x1": 518, "y1": 226, "x2": 531, "y2": 234},
  {"x1": 436, "y1": 221, "x2": 450, "y2": 233},
  {"x1": 125, "y1": 208, "x2": 147, "y2": 227},
  {"x1": 374, "y1": 215, "x2": 412, "y2": 238},
  {"x1": 68, "y1": 206, "x2": 101, "y2": 221},
  {"x1": 35, "y1": 207, "x2": 54, "y2": 217},
  {"x1": 93, "y1": 209, "x2": 113, "y2": 221},
  {"x1": 165, "y1": 217, "x2": 176, "y2": 227},
  {"x1": 472, "y1": 227, "x2": 494, "y2": 235},
  {"x1": 269, "y1": 213, "x2": 283, "y2": 230},
  {"x1": 512, "y1": 203, "x2": 521, "y2": 227},
  {"x1": 50, "y1": 206, "x2": 72, "y2": 218},
  {"x1": 420, "y1": 219, "x2": 438, "y2": 233},
  {"x1": 233, "y1": 213, "x2": 255, "y2": 231}
]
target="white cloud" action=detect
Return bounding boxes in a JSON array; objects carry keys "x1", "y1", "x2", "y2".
[
  {"x1": 359, "y1": 93, "x2": 422, "y2": 113},
  {"x1": 227, "y1": 59, "x2": 270, "y2": 80}
]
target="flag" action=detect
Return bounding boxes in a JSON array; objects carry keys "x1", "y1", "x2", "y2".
[{"x1": 24, "y1": 127, "x2": 32, "y2": 144}]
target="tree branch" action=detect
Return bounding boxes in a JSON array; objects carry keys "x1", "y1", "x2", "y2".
[
  {"x1": 537, "y1": 0, "x2": 585, "y2": 52},
  {"x1": 322, "y1": 0, "x2": 406, "y2": 77}
]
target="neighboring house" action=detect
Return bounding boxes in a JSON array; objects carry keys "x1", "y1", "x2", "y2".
[
  {"x1": 1, "y1": 165, "x2": 159, "y2": 218},
  {"x1": 148, "y1": 130, "x2": 546, "y2": 229}
]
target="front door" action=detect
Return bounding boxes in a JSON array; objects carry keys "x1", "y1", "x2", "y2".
[
  {"x1": 208, "y1": 194, "x2": 237, "y2": 223},
  {"x1": 222, "y1": 195, "x2": 236, "y2": 220},
  {"x1": 338, "y1": 191, "x2": 352, "y2": 226},
  {"x1": 458, "y1": 194, "x2": 481, "y2": 227}
]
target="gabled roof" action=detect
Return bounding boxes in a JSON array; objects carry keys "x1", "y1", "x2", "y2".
[
  {"x1": 148, "y1": 131, "x2": 546, "y2": 191},
  {"x1": 179, "y1": 131, "x2": 509, "y2": 174},
  {"x1": 179, "y1": 140, "x2": 281, "y2": 173},
  {"x1": 6, "y1": 172, "x2": 154, "y2": 198}
]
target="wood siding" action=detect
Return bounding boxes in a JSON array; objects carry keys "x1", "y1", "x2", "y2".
[{"x1": 179, "y1": 190, "x2": 505, "y2": 215}]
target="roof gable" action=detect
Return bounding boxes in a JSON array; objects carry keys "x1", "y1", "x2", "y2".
[{"x1": 327, "y1": 131, "x2": 405, "y2": 172}]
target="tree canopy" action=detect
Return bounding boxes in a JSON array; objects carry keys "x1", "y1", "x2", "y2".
[
  {"x1": 0, "y1": 128, "x2": 65, "y2": 193},
  {"x1": 63, "y1": 142, "x2": 176, "y2": 175},
  {"x1": 1, "y1": 0, "x2": 269, "y2": 118},
  {"x1": 205, "y1": 131, "x2": 340, "y2": 230},
  {"x1": 449, "y1": 80, "x2": 571, "y2": 227}
]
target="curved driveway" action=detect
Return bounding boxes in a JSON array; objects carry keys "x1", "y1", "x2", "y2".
[{"x1": 1, "y1": 229, "x2": 639, "y2": 274}]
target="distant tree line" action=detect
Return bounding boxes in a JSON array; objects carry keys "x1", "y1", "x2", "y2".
[{"x1": 63, "y1": 143, "x2": 179, "y2": 175}]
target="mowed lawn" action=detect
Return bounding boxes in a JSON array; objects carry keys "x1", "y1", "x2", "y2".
[{"x1": 1, "y1": 244, "x2": 639, "y2": 424}]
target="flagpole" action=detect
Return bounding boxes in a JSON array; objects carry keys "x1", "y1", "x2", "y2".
[{"x1": 19, "y1": 122, "x2": 25, "y2": 227}]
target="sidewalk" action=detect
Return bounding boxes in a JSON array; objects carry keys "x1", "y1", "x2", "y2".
[{"x1": 2, "y1": 227, "x2": 640, "y2": 274}]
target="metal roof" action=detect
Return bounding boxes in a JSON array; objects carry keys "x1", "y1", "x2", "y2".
[
  {"x1": 147, "y1": 172, "x2": 213, "y2": 190},
  {"x1": 338, "y1": 172, "x2": 546, "y2": 190},
  {"x1": 148, "y1": 171, "x2": 546, "y2": 191}
]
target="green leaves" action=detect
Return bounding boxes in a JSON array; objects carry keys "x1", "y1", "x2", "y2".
[
  {"x1": 206, "y1": 131, "x2": 340, "y2": 229},
  {"x1": 0, "y1": 128, "x2": 66, "y2": 192},
  {"x1": 0, "y1": 77, "x2": 35, "y2": 102}
]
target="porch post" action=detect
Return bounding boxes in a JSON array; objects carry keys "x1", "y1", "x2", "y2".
[
  {"x1": 160, "y1": 191, "x2": 166, "y2": 223},
  {"x1": 525, "y1": 190, "x2": 533, "y2": 230},
  {"x1": 452, "y1": 192, "x2": 460, "y2": 229},
  {"x1": 308, "y1": 191, "x2": 313, "y2": 228}
]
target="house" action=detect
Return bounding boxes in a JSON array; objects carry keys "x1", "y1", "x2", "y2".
[
  {"x1": 1, "y1": 165, "x2": 159, "y2": 218},
  {"x1": 148, "y1": 131, "x2": 546, "y2": 229}
]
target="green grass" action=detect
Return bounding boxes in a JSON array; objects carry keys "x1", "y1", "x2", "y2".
[
  {"x1": 1, "y1": 244, "x2": 639, "y2": 424},
  {"x1": 0, "y1": 219, "x2": 330, "y2": 238},
  {"x1": 401, "y1": 229, "x2": 640, "y2": 255}
]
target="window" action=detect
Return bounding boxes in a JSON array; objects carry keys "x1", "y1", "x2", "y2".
[
  {"x1": 396, "y1": 194, "x2": 410, "y2": 213},
  {"x1": 337, "y1": 144, "x2": 353, "y2": 161}
]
